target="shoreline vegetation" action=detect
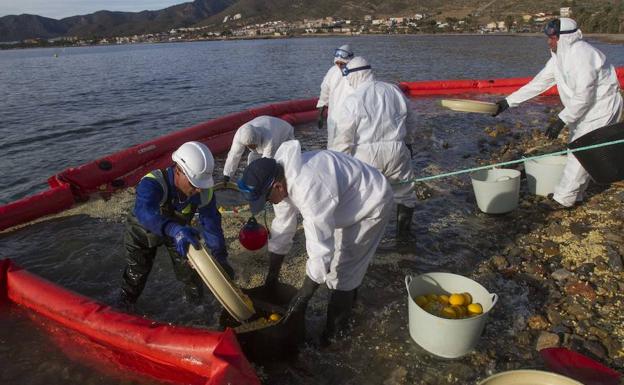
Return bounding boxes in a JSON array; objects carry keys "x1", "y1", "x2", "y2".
[{"x1": 2, "y1": 32, "x2": 624, "y2": 51}]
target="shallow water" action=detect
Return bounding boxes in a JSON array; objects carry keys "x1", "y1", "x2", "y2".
[{"x1": 2, "y1": 35, "x2": 624, "y2": 384}]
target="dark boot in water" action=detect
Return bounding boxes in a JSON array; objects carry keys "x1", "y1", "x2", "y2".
[
  {"x1": 321, "y1": 288, "x2": 357, "y2": 346},
  {"x1": 396, "y1": 204, "x2": 414, "y2": 240}
]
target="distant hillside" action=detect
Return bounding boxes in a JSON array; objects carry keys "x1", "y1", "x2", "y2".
[
  {"x1": 0, "y1": 0, "x2": 620, "y2": 42},
  {"x1": 0, "y1": 0, "x2": 235, "y2": 41}
]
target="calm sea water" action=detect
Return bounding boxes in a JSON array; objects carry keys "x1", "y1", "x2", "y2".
[
  {"x1": 1, "y1": 35, "x2": 624, "y2": 385},
  {"x1": 3, "y1": 34, "x2": 623, "y2": 204}
]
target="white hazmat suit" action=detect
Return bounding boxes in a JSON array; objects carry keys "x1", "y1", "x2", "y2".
[
  {"x1": 223, "y1": 115, "x2": 295, "y2": 178},
  {"x1": 317, "y1": 44, "x2": 354, "y2": 150},
  {"x1": 268, "y1": 140, "x2": 393, "y2": 290},
  {"x1": 505, "y1": 19, "x2": 623, "y2": 207},
  {"x1": 334, "y1": 56, "x2": 418, "y2": 209}
]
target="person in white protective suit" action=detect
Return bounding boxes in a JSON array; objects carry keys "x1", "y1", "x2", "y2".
[
  {"x1": 222, "y1": 115, "x2": 295, "y2": 182},
  {"x1": 492, "y1": 18, "x2": 623, "y2": 208},
  {"x1": 237, "y1": 140, "x2": 393, "y2": 342},
  {"x1": 316, "y1": 44, "x2": 355, "y2": 150},
  {"x1": 333, "y1": 56, "x2": 418, "y2": 239}
]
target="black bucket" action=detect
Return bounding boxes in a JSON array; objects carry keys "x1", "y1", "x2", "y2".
[
  {"x1": 220, "y1": 283, "x2": 304, "y2": 364},
  {"x1": 568, "y1": 121, "x2": 624, "y2": 184}
]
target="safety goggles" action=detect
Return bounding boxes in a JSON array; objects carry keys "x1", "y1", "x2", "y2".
[
  {"x1": 237, "y1": 177, "x2": 274, "y2": 202},
  {"x1": 334, "y1": 48, "x2": 354, "y2": 59},
  {"x1": 341, "y1": 65, "x2": 371, "y2": 77},
  {"x1": 544, "y1": 19, "x2": 577, "y2": 37}
]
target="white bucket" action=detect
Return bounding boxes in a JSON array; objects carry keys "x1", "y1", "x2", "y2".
[
  {"x1": 405, "y1": 272, "x2": 498, "y2": 358},
  {"x1": 470, "y1": 168, "x2": 520, "y2": 214},
  {"x1": 524, "y1": 155, "x2": 567, "y2": 197}
]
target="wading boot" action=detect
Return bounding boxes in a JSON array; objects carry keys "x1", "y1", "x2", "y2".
[{"x1": 321, "y1": 288, "x2": 357, "y2": 346}]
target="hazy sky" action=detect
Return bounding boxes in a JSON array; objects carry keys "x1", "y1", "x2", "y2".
[{"x1": 0, "y1": 1, "x2": 188, "y2": 19}]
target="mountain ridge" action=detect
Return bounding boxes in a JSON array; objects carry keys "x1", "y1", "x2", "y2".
[{"x1": 0, "y1": 0, "x2": 620, "y2": 42}]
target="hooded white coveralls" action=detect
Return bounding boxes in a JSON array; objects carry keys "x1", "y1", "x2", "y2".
[
  {"x1": 223, "y1": 115, "x2": 295, "y2": 178},
  {"x1": 317, "y1": 62, "x2": 354, "y2": 150},
  {"x1": 333, "y1": 58, "x2": 418, "y2": 208},
  {"x1": 506, "y1": 25, "x2": 623, "y2": 207},
  {"x1": 268, "y1": 140, "x2": 393, "y2": 290}
]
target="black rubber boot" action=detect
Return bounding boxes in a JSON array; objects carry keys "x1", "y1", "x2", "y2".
[
  {"x1": 265, "y1": 252, "x2": 285, "y2": 289},
  {"x1": 396, "y1": 204, "x2": 414, "y2": 240},
  {"x1": 321, "y1": 288, "x2": 357, "y2": 345}
]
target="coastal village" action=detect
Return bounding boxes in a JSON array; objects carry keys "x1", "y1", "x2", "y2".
[{"x1": 16, "y1": 7, "x2": 575, "y2": 48}]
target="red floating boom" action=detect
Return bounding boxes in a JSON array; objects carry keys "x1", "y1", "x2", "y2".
[{"x1": 0, "y1": 259, "x2": 260, "y2": 385}]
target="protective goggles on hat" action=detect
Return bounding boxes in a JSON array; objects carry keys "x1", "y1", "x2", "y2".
[
  {"x1": 341, "y1": 65, "x2": 371, "y2": 77},
  {"x1": 237, "y1": 177, "x2": 274, "y2": 202},
  {"x1": 334, "y1": 48, "x2": 354, "y2": 60},
  {"x1": 544, "y1": 19, "x2": 577, "y2": 37}
]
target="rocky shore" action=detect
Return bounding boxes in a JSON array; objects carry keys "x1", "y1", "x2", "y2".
[{"x1": 469, "y1": 123, "x2": 624, "y2": 375}]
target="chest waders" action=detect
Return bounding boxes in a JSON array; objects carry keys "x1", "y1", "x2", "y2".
[{"x1": 120, "y1": 169, "x2": 213, "y2": 306}]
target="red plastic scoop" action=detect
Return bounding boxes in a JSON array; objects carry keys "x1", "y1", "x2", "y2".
[{"x1": 540, "y1": 347, "x2": 622, "y2": 385}]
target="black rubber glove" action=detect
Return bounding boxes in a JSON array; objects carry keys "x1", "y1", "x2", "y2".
[
  {"x1": 223, "y1": 175, "x2": 230, "y2": 183},
  {"x1": 492, "y1": 99, "x2": 509, "y2": 117},
  {"x1": 317, "y1": 106, "x2": 327, "y2": 130},
  {"x1": 406, "y1": 143, "x2": 414, "y2": 158},
  {"x1": 545, "y1": 118, "x2": 566, "y2": 140},
  {"x1": 264, "y1": 252, "x2": 285, "y2": 289},
  {"x1": 282, "y1": 276, "x2": 319, "y2": 323}
]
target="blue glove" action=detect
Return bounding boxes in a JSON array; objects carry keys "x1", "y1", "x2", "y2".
[{"x1": 165, "y1": 223, "x2": 200, "y2": 257}]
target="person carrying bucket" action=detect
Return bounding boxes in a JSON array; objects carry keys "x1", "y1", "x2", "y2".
[
  {"x1": 492, "y1": 18, "x2": 623, "y2": 209},
  {"x1": 333, "y1": 56, "x2": 418, "y2": 239},
  {"x1": 222, "y1": 115, "x2": 295, "y2": 183},
  {"x1": 317, "y1": 44, "x2": 355, "y2": 150},
  {"x1": 237, "y1": 140, "x2": 393, "y2": 343},
  {"x1": 119, "y1": 141, "x2": 232, "y2": 309}
]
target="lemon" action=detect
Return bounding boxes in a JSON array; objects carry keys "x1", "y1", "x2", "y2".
[
  {"x1": 452, "y1": 305, "x2": 467, "y2": 318},
  {"x1": 438, "y1": 294, "x2": 450, "y2": 305},
  {"x1": 440, "y1": 306, "x2": 457, "y2": 319},
  {"x1": 415, "y1": 295, "x2": 428, "y2": 307},
  {"x1": 424, "y1": 301, "x2": 440, "y2": 315},
  {"x1": 449, "y1": 293, "x2": 465, "y2": 306},
  {"x1": 467, "y1": 303, "x2": 483, "y2": 316},
  {"x1": 426, "y1": 294, "x2": 438, "y2": 302},
  {"x1": 462, "y1": 292, "x2": 473, "y2": 305},
  {"x1": 269, "y1": 313, "x2": 282, "y2": 322}
]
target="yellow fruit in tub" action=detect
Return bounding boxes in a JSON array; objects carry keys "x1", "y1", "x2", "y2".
[
  {"x1": 415, "y1": 295, "x2": 429, "y2": 307},
  {"x1": 452, "y1": 305, "x2": 467, "y2": 318},
  {"x1": 269, "y1": 313, "x2": 282, "y2": 322},
  {"x1": 449, "y1": 293, "x2": 465, "y2": 306},
  {"x1": 440, "y1": 306, "x2": 457, "y2": 319},
  {"x1": 438, "y1": 294, "x2": 450, "y2": 305},
  {"x1": 462, "y1": 292, "x2": 473, "y2": 305},
  {"x1": 426, "y1": 294, "x2": 438, "y2": 302},
  {"x1": 467, "y1": 303, "x2": 483, "y2": 316}
]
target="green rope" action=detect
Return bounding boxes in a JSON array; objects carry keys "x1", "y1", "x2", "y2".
[{"x1": 395, "y1": 138, "x2": 624, "y2": 185}]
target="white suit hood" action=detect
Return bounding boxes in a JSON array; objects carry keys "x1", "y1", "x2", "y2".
[
  {"x1": 238, "y1": 124, "x2": 260, "y2": 147},
  {"x1": 223, "y1": 115, "x2": 295, "y2": 178},
  {"x1": 345, "y1": 56, "x2": 374, "y2": 89}
]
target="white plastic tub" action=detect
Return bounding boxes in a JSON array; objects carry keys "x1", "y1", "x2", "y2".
[
  {"x1": 405, "y1": 272, "x2": 498, "y2": 358},
  {"x1": 478, "y1": 370, "x2": 583, "y2": 385},
  {"x1": 524, "y1": 155, "x2": 567, "y2": 197},
  {"x1": 470, "y1": 168, "x2": 521, "y2": 214}
]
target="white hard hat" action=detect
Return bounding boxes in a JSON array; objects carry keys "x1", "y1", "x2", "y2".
[{"x1": 171, "y1": 141, "x2": 215, "y2": 189}]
